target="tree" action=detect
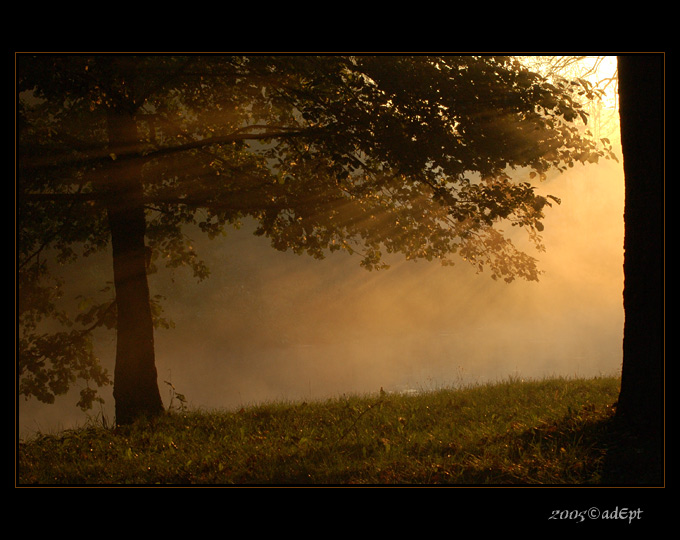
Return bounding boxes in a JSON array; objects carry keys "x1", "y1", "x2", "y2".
[
  {"x1": 17, "y1": 55, "x2": 616, "y2": 425},
  {"x1": 616, "y1": 54, "x2": 664, "y2": 439}
]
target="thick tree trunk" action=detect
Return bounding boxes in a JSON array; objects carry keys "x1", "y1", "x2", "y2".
[
  {"x1": 616, "y1": 55, "x2": 664, "y2": 438},
  {"x1": 106, "y1": 108, "x2": 164, "y2": 426}
]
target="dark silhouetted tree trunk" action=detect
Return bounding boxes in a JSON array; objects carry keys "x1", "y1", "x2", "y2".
[
  {"x1": 617, "y1": 55, "x2": 664, "y2": 441},
  {"x1": 106, "y1": 108, "x2": 164, "y2": 425}
]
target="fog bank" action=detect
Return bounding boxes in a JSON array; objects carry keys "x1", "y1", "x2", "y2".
[{"x1": 18, "y1": 158, "x2": 624, "y2": 438}]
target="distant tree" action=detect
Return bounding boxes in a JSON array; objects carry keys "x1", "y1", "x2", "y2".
[
  {"x1": 17, "y1": 55, "x2": 616, "y2": 425},
  {"x1": 616, "y1": 54, "x2": 664, "y2": 441}
]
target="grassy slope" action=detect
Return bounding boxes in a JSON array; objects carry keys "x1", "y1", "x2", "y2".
[{"x1": 16, "y1": 375, "x2": 660, "y2": 486}]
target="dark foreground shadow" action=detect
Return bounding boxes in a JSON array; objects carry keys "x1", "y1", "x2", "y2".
[{"x1": 597, "y1": 415, "x2": 664, "y2": 486}]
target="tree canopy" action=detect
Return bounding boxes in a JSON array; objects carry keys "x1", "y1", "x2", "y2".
[{"x1": 17, "y1": 54, "x2": 616, "y2": 418}]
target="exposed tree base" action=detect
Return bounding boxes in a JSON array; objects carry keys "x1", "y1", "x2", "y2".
[{"x1": 114, "y1": 401, "x2": 164, "y2": 427}]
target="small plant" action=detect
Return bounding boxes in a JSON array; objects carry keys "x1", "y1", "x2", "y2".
[
  {"x1": 164, "y1": 380, "x2": 187, "y2": 412},
  {"x1": 84, "y1": 404, "x2": 115, "y2": 431}
]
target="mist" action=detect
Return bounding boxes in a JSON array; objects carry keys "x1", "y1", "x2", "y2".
[{"x1": 18, "y1": 152, "x2": 624, "y2": 439}]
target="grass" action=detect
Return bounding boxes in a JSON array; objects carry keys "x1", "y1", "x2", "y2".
[{"x1": 16, "y1": 375, "x2": 659, "y2": 486}]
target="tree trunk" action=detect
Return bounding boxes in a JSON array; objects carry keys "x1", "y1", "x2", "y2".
[
  {"x1": 616, "y1": 55, "x2": 664, "y2": 438},
  {"x1": 106, "y1": 108, "x2": 164, "y2": 426}
]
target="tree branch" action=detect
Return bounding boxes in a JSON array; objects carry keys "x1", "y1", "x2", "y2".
[
  {"x1": 19, "y1": 124, "x2": 324, "y2": 173},
  {"x1": 139, "y1": 125, "x2": 323, "y2": 162}
]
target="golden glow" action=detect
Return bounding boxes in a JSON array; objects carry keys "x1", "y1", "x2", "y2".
[{"x1": 19, "y1": 56, "x2": 625, "y2": 436}]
